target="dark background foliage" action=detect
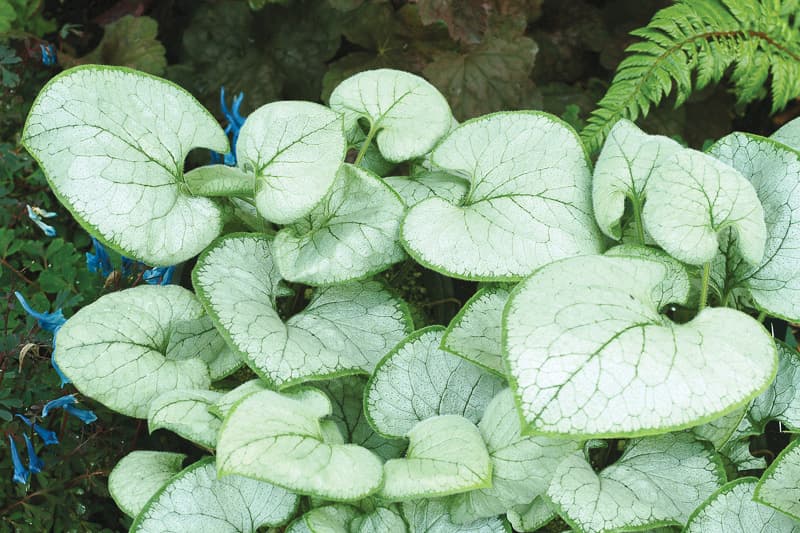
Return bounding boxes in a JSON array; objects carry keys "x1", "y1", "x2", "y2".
[{"x1": 1, "y1": 0, "x2": 798, "y2": 531}]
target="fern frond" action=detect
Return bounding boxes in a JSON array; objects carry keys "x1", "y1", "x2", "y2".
[{"x1": 581, "y1": 0, "x2": 800, "y2": 153}]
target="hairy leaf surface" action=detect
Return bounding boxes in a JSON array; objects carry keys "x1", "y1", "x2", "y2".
[
  {"x1": 442, "y1": 286, "x2": 510, "y2": 376},
  {"x1": 365, "y1": 327, "x2": 504, "y2": 439},
  {"x1": 402, "y1": 499, "x2": 506, "y2": 532},
  {"x1": 643, "y1": 149, "x2": 766, "y2": 266},
  {"x1": 401, "y1": 112, "x2": 603, "y2": 281},
  {"x1": 274, "y1": 163, "x2": 405, "y2": 285},
  {"x1": 148, "y1": 389, "x2": 222, "y2": 448},
  {"x1": 380, "y1": 415, "x2": 492, "y2": 501},
  {"x1": 710, "y1": 133, "x2": 800, "y2": 320},
  {"x1": 449, "y1": 389, "x2": 580, "y2": 523},
  {"x1": 504, "y1": 255, "x2": 776, "y2": 437},
  {"x1": 755, "y1": 439, "x2": 800, "y2": 521},
  {"x1": 329, "y1": 69, "x2": 453, "y2": 162},
  {"x1": 108, "y1": 451, "x2": 185, "y2": 518},
  {"x1": 131, "y1": 457, "x2": 297, "y2": 532},
  {"x1": 236, "y1": 101, "x2": 346, "y2": 224},
  {"x1": 592, "y1": 119, "x2": 681, "y2": 240},
  {"x1": 193, "y1": 233, "x2": 411, "y2": 388},
  {"x1": 21, "y1": 66, "x2": 229, "y2": 265},
  {"x1": 384, "y1": 171, "x2": 469, "y2": 207},
  {"x1": 547, "y1": 434, "x2": 724, "y2": 533},
  {"x1": 687, "y1": 477, "x2": 800, "y2": 532},
  {"x1": 217, "y1": 388, "x2": 384, "y2": 501},
  {"x1": 56, "y1": 285, "x2": 212, "y2": 418}
]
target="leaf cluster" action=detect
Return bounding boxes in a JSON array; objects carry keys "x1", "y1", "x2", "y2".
[
  {"x1": 20, "y1": 62, "x2": 800, "y2": 532},
  {"x1": 583, "y1": 0, "x2": 800, "y2": 153}
]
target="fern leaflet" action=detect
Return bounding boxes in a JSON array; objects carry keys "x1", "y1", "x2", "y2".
[{"x1": 581, "y1": 0, "x2": 800, "y2": 154}]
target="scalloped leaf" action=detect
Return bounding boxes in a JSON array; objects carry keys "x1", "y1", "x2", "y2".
[
  {"x1": 131, "y1": 457, "x2": 298, "y2": 532},
  {"x1": 273, "y1": 163, "x2": 405, "y2": 285},
  {"x1": 211, "y1": 379, "x2": 268, "y2": 420},
  {"x1": 108, "y1": 451, "x2": 186, "y2": 518},
  {"x1": 643, "y1": 148, "x2": 766, "y2": 266},
  {"x1": 286, "y1": 505, "x2": 358, "y2": 533},
  {"x1": 384, "y1": 171, "x2": 469, "y2": 207},
  {"x1": 21, "y1": 66, "x2": 229, "y2": 265},
  {"x1": 148, "y1": 389, "x2": 221, "y2": 448},
  {"x1": 193, "y1": 233, "x2": 411, "y2": 388},
  {"x1": 402, "y1": 499, "x2": 506, "y2": 532},
  {"x1": 771, "y1": 117, "x2": 800, "y2": 151},
  {"x1": 353, "y1": 508, "x2": 408, "y2": 533},
  {"x1": 442, "y1": 286, "x2": 510, "y2": 376},
  {"x1": 55, "y1": 285, "x2": 212, "y2": 418},
  {"x1": 709, "y1": 133, "x2": 800, "y2": 320},
  {"x1": 217, "y1": 388, "x2": 384, "y2": 501},
  {"x1": 317, "y1": 376, "x2": 405, "y2": 460},
  {"x1": 401, "y1": 112, "x2": 603, "y2": 281},
  {"x1": 329, "y1": 69, "x2": 453, "y2": 162},
  {"x1": 592, "y1": 119, "x2": 682, "y2": 240},
  {"x1": 379, "y1": 415, "x2": 492, "y2": 501},
  {"x1": 547, "y1": 433, "x2": 724, "y2": 533},
  {"x1": 755, "y1": 439, "x2": 800, "y2": 521},
  {"x1": 688, "y1": 477, "x2": 800, "y2": 532},
  {"x1": 448, "y1": 389, "x2": 581, "y2": 523},
  {"x1": 504, "y1": 255, "x2": 777, "y2": 437},
  {"x1": 507, "y1": 497, "x2": 557, "y2": 533},
  {"x1": 234, "y1": 101, "x2": 346, "y2": 224},
  {"x1": 749, "y1": 341, "x2": 800, "y2": 432},
  {"x1": 365, "y1": 327, "x2": 504, "y2": 439}
]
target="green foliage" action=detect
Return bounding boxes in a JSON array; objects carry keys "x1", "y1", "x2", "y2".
[
  {"x1": 0, "y1": 43, "x2": 20, "y2": 87},
  {"x1": 582, "y1": 0, "x2": 800, "y2": 153},
  {"x1": 21, "y1": 61, "x2": 800, "y2": 531},
  {"x1": 8, "y1": 1, "x2": 800, "y2": 531},
  {"x1": 80, "y1": 16, "x2": 167, "y2": 75},
  {"x1": 171, "y1": 0, "x2": 544, "y2": 120},
  {"x1": 0, "y1": 0, "x2": 55, "y2": 37}
]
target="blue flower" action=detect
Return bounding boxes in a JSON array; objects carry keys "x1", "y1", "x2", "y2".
[
  {"x1": 210, "y1": 87, "x2": 247, "y2": 166},
  {"x1": 40, "y1": 44, "x2": 57, "y2": 66},
  {"x1": 64, "y1": 405, "x2": 97, "y2": 424},
  {"x1": 143, "y1": 265, "x2": 175, "y2": 285},
  {"x1": 16, "y1": 415, "x2": 59, "y2": 445},
  {"x1": 86, "y1": 237, "x2": 113, "y2": 277},
  {"x1": 14, "y1": 291, "x2": 70, "y2": 386},
  {"x1": 43, "y1": 395, "x2": 96, "y2": 424},
  {"x1": 42, "y1": 394, "x2": 76, "y2": 417},
  {"x1": 26, "y1": 204, "x2": 57, "y2": 237},
  {"x1": 14, "y1": 292, "x2": 65, "y2": 334},
  {"x1": 23, "y1": 434, "x2": 44, "y2": 474},
  {"x1": 8, "y1": 436, "x2": 29, "y2": 484}
]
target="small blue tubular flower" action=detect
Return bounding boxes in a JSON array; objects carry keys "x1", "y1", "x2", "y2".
[
  {"x1": 26, "y1": 204, "x2": 57, "y2": 237},
  {"x1": 86, "y1": 236, "x2": 113, "y2": 277},
  {"x1": 16, "y1": 415, "x2": 59, "y2": 445},
  {"x1": 14, "y1": 291, "x2": 71, "y2": 386},
  {"x1": 40, "y1": 44, "x2": 57, "y2": 66},
  {"x1": 50, "y1": 348, "x2": 70, "y2": 387},
  {"x1": 211, "y1": 87, "x2": 247, "y2": 166},
  {"x1": 14, "y1": 291, "x2": 65, "y2": 334},
  {"x1": 42, "y1": 394, "x2": 76, "y2": 417},
  {"x1": 23, "y1": 434, "x2": 44, "y2": 474},
  {"x1": 143, "y1": 265, "x2": 175, "y2": 285},
  {"x1": 43, "y1": 395, "x2": 97, "y2": 424},
  {"x1": 8, "y1": 436, "x2": 29, "y2": 484},
  {"x1": 64, "y1": 405, "x2": 98, "y2": 424}
]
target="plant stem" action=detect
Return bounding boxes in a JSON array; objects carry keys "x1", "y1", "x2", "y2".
[
  {"x1": 354, "y1": 124, "x2": 378, "y2": 167},
  {"x1": 758, "y1": 310, "x2": 767, "y2": 323},
  {"x1": 698, "y1": 263, "x2": 711, "y2": 311},
  {"x1": 631, "y1": 196, "x2": 646, "y2": 245}
]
